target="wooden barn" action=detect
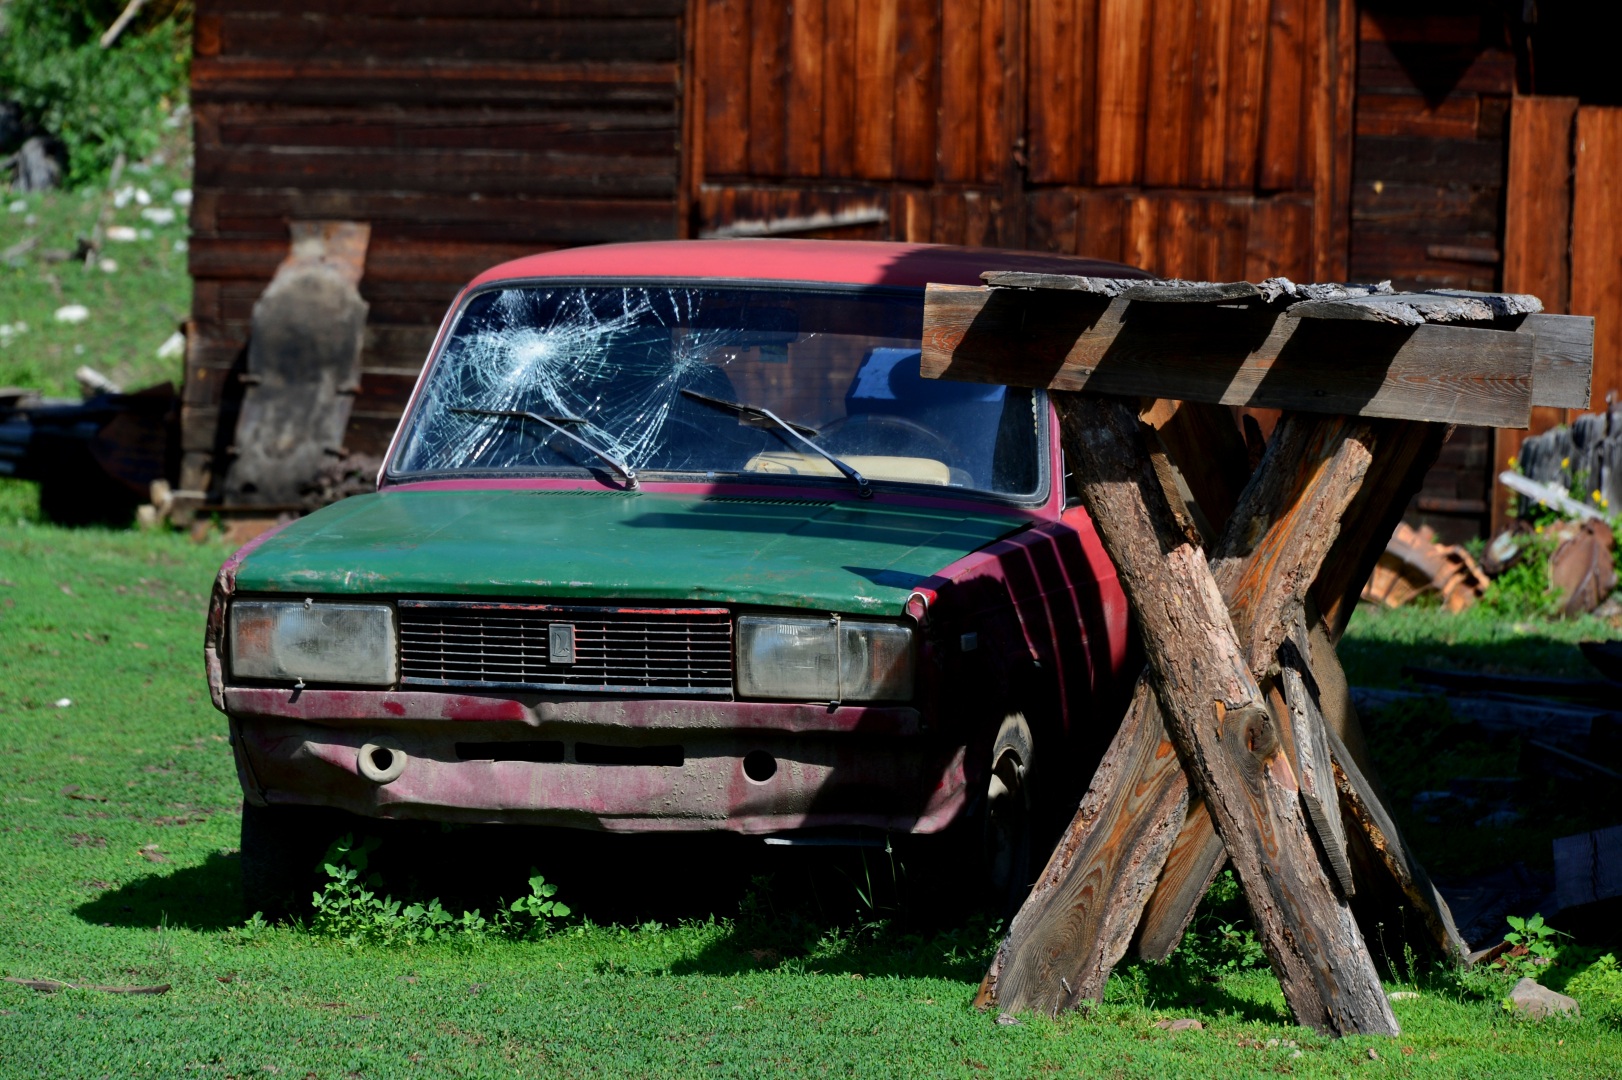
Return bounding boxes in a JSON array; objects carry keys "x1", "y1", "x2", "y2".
[{"x1": 182, "y1": 0, "x2": 1622, "y2": 542}]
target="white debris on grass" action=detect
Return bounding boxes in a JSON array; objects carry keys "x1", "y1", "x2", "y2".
[
  {"x1": 0, "y1": 322, "x2": 27, "y2": 346},
  {"x1": 7, "y1": 199, "x2": 25, "y2": 213},
  {"x1": 106, "y1": 225, "x2": 138, "y2": 242},
  {"x1": 171, "y1": 188, "x2": 193, "y2": 207},
  {"x1": 98, "y1": 258, "x2": 118, "y2": 274},
  {"x1": 113, "y1": 186, "x2": 152, "y2": 209},
  {"x1": 156, "y1": 331, "x2": 185, "y2": 359},
  {"x1": 172, "y1": 239, "x2": 188, "y2": 253},
  {"x1": 54, "y1": 305, "x2": 90, "y2": 324},
  {"x1": 140, "y1": 206, "x2": 176, "y2": 226},
  {"x1": 53, "y1": 698, "x2": 71, "y2": 708}
]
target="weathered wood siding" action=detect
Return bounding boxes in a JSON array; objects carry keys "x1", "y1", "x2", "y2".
[
  {"x1": 692, "y1": 0, "x2": 1357, "y2": 284},
  {"x1": 183, "y1": 0, "x2": 686, "y2": 493}
]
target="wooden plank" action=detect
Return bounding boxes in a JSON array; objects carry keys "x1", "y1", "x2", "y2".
[
  {"x1": 937, "y1": 0, "x2": 981, "y2": 182},
  {"x1": 1280, "y1": 634, "x2": 1354, "y2": 895},
  {"x1": 1572, "y1": 106, "x2": 1622, "y2": 409},
  {"x1": 1050, "y1": 397, "x2": 1397, "y2": 1035},
  {"x1": 820, "y1": 0, "x2": 857, "y2": 177},
  {"x1": 975, "y1": 682, "x2": 1190, "y2": 1014},
  {"x1": 1094, "y1": 0, "x2": 1150, "y2": 185},
  {"x1": 1125, "y1": 193, "x2": 1157, "y2": 273},
  {"x1": 978, "y1": 0, "x2": 1010, "y2": 185},
  {"x1": 193, "y1": 147, "x2": 677, "y2": 198},
  {"x1": 1199, "y1": 196, "x2": 1251, "y2": 283},
  {"x1": 204, "y1": 1, "x2": 689, "y2": 16},
  {"x1": 1312, "y1": 420, "x2": 1447, "y2": 640},
  {"x1": 1353, "y1": 136, "x2": 1504, "y2": 187},
  {"x1": 1145, "y1": 399, "x2": 1252, "y2": 537},
  {"x1": 1523, "y1": 314, "x2": 1595, "y2": 411},
  {"x1": 1223, "y1": 0, "x2": 1269, "y2": 188},
  {"x1": 1356, "y1": 93, "x2": 1480, "y2": 139},
  {"x1": 1286, "y1": 290, "x2": 1541, "y2": 326},
  {"x1": 1257, "y1": 0, "x2": 1307, "y2": 191},
  {"x1": 1157, "y1": 195, "x2": 1202, "y2": 280},
  {"x1": 1027, "y1": 0, "x2": 1085, "y2": 184},
  {"x1": 1497, "y1": 94, "x2": 1581, "y2": 529},
  {"x1": 1189, "y1": 0, "x2": 1233, "y2": 188},
  {"x1": 192, "y1": 57, "x2": 680, "y2": 107},
  {"x1": 920, "y1": 285, "x2": 1537, "y2": 427},
  {"x1": 1075, "y1": 189, "x2": 1126, "y2": 263},
  {"x1": 207, "y1": 14, "x2": 681, "y2": 62},
  {"x1": 893, "y1": 0, "x2": 939, "y2": 182},
  {"x1": 747, "y1": 0, "x2": 789, "y2": 177},
  {"x1": 1313, "y1": 0, "x2": 1356, "y2": 283},
  {"x1": 1025, "y1": 190, "x2": 1078, "y2": 255},
  {"x1": 1244, "y1": 196, "x2": 1312, "y2": 282},
  {"x1": 1141, "y1": 0, "x2": 1195, "y2": 188},
  {"x1": 1135, "y1": 799, "x2": 1225, "y2": 961},
  {"x1": 782, "y1": 0, "x2": 825, "y2": 176},
  {"x1": 853, "y1": 0, "x2": 899, "y2": 179},
  {"x1": 1355, "y1": 41, "x2": 1516, "y2": 97},
  {"x1": 1553, "y1": 825, "x2": 1622, "y2": 911},
  {"x1": 1330, "y1": 725, "x2": 1468, "y2": 960}
]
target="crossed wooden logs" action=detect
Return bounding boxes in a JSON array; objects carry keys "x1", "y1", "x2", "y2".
[{"x1": 921, "y1": 273, "x2": 1594, "y2": 1036}]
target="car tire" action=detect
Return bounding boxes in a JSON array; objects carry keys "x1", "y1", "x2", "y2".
[
  {"x1": 240, "y1": 800, "x2": 347, "y2": 923},
  {"x1": 983, "y1": 711, "x2": 1036, "y2": 919}
]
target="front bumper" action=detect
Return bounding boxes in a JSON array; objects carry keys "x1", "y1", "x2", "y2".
[{"x1": 223, "y1": 687, "x2": 968, "y2": 835}]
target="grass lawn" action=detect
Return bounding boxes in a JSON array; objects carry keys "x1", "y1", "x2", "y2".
[
  {"x1": 3, "y1": 478, "x2": 1622, "y2": 1078},
  {"x1": 0, "y1": 129, "x2": 193, "y2": 398}
]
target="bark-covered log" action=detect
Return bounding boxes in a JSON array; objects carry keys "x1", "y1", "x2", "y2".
[{"x1": 1048, "y1": 393, "x2": 1397, "y2": 1037}]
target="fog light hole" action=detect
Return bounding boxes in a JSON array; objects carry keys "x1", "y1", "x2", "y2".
[{"x1": 743, "y1": 750, "x2": 777, "y2": 783}]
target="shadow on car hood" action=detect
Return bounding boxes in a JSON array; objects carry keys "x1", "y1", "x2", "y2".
[{"x1": 229, "y1": 489, "x2": 1032, "y2": 615}]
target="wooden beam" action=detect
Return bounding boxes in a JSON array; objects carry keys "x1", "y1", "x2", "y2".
[
  {"x1": 1042, "y1": 396, "x2": 1397, "y2": 1035},
  {"x1": 1521, "y1": 313, "x2": 1595, "y2": 410},
  {"x1": 921, "y1": 284, "x2": 1537, "y2": 428}
]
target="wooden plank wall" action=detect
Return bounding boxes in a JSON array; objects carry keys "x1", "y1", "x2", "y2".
[
  {"x1": 692, "y1": 0, "x2": 1357, "y2": 284},
  {"x1": 1346, "y1": 8, "x2": 1517, "y2": 544},
  {"x1": 182, "y1": 0, "x2": 686, "y2": 495},
  {"x1": 1490, "y1": 98, "x2": 1622, "y2": 533}
]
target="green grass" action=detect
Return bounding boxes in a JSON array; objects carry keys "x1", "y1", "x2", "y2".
[
  {"x1": 0, "y1": 128, "x2": 192, "y2": 398},
  {"x1": 3, "y1": 480, "x2": 1622, "y2": 1077}
]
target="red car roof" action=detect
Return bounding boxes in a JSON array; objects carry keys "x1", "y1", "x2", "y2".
[{"x1": 468, "y1": 239, "x2": 1150, "y2": 290}]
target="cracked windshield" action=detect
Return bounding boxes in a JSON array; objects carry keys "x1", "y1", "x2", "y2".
[{"x1": 392, "y1": 285, "x2": 1043, "y2": 497}]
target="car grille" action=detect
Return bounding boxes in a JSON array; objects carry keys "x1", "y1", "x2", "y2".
[{"x1": 397, "y1": 600, "x2": 734, "y2": 696}]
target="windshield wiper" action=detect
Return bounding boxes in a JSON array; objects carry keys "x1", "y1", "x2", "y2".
[
  {"x1": 681, "y1": 389, "x2": 870, "y2": 499},
  {"x1": 450, "y1": 408, "x2": 638, "y2": 490}
]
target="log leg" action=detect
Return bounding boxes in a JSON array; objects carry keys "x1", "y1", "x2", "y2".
[
  {"x1": 1136, "y1": 420, "x2": 1461, "y2": 965},
  {"x1": 985, "y1": 408, "x2": 1388, "y2": 1016},
  {"x1": 1053, "y1": 393, "x2": 1396, "y2": 1036}
]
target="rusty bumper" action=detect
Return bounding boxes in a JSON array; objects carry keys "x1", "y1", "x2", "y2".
[{"x1": 224, "y1": 687, "x2": 968, "y2": 835}]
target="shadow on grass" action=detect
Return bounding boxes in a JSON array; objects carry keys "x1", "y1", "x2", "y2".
[{"x1": 74, "y1": 851, "x2": 245, "y2": 931}]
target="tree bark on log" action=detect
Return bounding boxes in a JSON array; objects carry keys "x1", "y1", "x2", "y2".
[{"x1": 1045, "y1": 392, "x2": 1397, "y2": 1037}]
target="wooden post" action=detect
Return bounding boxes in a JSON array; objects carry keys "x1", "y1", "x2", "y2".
[{"x1": 1046, "y1": 394, "x2": 1397, "y2": 1036}]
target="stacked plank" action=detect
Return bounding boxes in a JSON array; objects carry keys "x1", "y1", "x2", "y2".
[{"x1": 921, "y1": 272, "x2": 1594, "y2": 1036}]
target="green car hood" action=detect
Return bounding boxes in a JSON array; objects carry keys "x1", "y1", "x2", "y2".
[{"x1": 230, "y1": 489, "x2": 1031, "y2": 616}]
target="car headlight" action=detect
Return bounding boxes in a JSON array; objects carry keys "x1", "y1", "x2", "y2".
[
  {"x1": 736, "y1": 615, "x2": 913, "y2": 702},
  {"x1": 229, "y1": 600, "x2": 397, "y2": 686}
]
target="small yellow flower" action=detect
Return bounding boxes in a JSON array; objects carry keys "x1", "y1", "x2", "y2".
[
  {"x1": 1596, "y1": 490, "x2": 1604, "y2": 501},
  {"x1": 1508, "y1": 456, "x2": 1519, "y2": 468},
  {"x1": 1562, "y1": 457, "x2": 1571, "y2": 469},
  {"x1": 1536, "y1": 523, "x2": 1544, "y2": 533}
]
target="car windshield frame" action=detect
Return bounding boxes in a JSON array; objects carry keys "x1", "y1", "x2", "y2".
[{"x1": 383, "y1": 277, "x2": 1051, "y2": 507}]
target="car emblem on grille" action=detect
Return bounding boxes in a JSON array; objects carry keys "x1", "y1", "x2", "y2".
[{"x1": 548, "y1": 623, "x2": 576, "y2": 665}]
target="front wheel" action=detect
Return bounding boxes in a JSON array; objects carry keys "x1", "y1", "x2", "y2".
[
  {"x1": 983, "y1": 712, "x2": 1036, "y2": 919},
  {"x1": 240, "y1": 801, "x2": 348, "y2": 922}
]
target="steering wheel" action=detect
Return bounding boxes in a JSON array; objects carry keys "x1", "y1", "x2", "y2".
[{"x1": 813, "y1": 413, "x2": 958, "y2": 464}]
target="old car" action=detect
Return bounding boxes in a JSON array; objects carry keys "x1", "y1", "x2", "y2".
[{"x1": 207, "y1": 239, "x2": 1147, "y2": 917}]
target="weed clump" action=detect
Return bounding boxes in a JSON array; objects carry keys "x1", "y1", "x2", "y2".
[{"x1": 303, "y1": 833, "x2": 570, "y2": 946}]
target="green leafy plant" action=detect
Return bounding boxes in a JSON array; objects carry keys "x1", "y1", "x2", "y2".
[
  {"x1": 1503, "y1": 912, "x2": 1569, "y2": 975},
  {"x1": 309, "y1": 833, "x2": 569, "y2": 946},
  {"x1": 0, "y1": 0, "x2": 191, "y2": 186},
  {"x1": 1168, "y1": 870, "x2": 1269, "y2": 978}
]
